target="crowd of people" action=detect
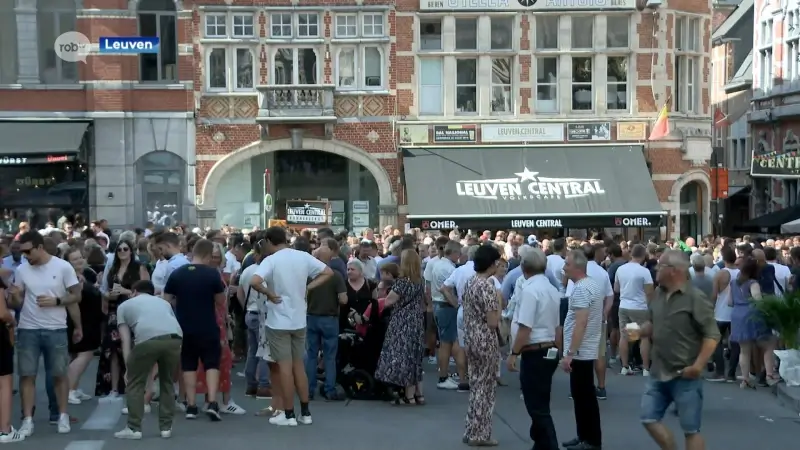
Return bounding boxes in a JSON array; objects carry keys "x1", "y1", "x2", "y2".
[{"x1": 0, "y1": 218, "x2": 796, "y2": 449}]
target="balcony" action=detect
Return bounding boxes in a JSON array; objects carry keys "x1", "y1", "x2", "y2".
[{"x1": 256, "y1": 85, "x2": 336, "y2": 138}]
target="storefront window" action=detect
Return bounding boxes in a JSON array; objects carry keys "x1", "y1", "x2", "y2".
[
  {"x1": 0, "y1": 162, "x2": 88, "y2": 233},
  {"x1": 137, "y1": 151, "x2": 185, "y2": 227}
]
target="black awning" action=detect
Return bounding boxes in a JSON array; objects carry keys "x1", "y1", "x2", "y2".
[
  {"x1": 739, "y1": 205, "x2": 800, "y2": 232},
  {"x1": 0, "y1": 122, "x2": 89, "y2": 164},
  {"x1": 402, "y1": 145, "x2": 665, "y2": 229}
]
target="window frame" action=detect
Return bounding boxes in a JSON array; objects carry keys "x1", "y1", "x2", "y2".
[
  {"x1": 570, "y1": 55, "x2": 594, "y2": 112},
  {"x1": 490, "y1": 57, "x2": 514, "y2": 115},
  {"x1": 489, "y1": 16, "x2": 514, "y2": 51},
  {"x1": 296, "y1": 12, "x2": 321, "y2": 39},
  {"x1": 535, "y1": 15, "x2": 559, "y2": 50},
  {"x1": 204, "y1": 13, "x2": 227, "y2": 38},
  {"x1": 270, "y1": 47, "x2": 322, "y2": 86},
  {"x1": 232, "y1": 13, "x2": 255, "y2": 38},
  {"x1": 605, "y1": 15, "x2": 630, "y2": 49},
  {"x1": 204, "y1": 45, "x2": 256, "y2": 93},
  {"x1": 534, "y1": 56, "x2": 559, "y2": 114},
  {"x1": 606, "y1": 55, "x2": 629, "y2": 112},
  {"x1": 418, "y1": 57, "x2": 444, "y2": 116},
  {"x1": 334, "y1": 45, "x2": 386, "y2": 91},
  {"x1": 270, "y1": 12, "x2": 294, "y2": 38},
  {"x1": 571, "y1": 16, "x2": 595, "y2": 50},
  {"x1": 137, "y1": 8, "x2": 178, "y2": 83},
  {"x1": 454, "y1": 17, "x2": 479, "y2": 51},
  {"x1": 455, "y1": 58, "x2": 479, "y2": 115},
  {"x1": 674, "y1": 16, "x2": 702, "y2": 113},
  {"x1": 787, "y1": 9, "x2": 800, "y2": 87},
  {"x1": 418, "y1": 17, "x2": 443, "y2": 51},
  {"x1": 38, "y1": 5, "x2": 78, "y2": 84}
]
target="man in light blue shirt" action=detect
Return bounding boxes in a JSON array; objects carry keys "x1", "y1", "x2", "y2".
[{"x1": 501, "y1": 266, "x2": 523, "y2": 302}]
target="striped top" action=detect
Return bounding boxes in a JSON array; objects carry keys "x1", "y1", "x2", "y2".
[{"x1": 563, "y1": 276, "x2": 605, "y2": 361}]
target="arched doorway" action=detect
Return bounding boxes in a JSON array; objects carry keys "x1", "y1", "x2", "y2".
[
  {"x1": 200, "y1": 138, "x2": 393, "y2": 230},
  {"x1": 679, "y1": 181, "x2": 704, "y2": 240}
]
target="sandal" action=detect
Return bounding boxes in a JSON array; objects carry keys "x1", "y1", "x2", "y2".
[
  {"x1": 740, "y1": 380, "x2": 756, "y2": 390},
  {"x1": 392, "y1": 395, "x2": 416, "y2": 406},
  {"x1": 767, "y1": 373, "x2": 782, "y2": 386},
  {"x1": 414, "y1": 394, "x2": 426, "y2": 405}
]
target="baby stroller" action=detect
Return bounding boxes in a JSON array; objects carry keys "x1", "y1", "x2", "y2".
[{"x1": 336, "y1": 298, "x2": 395, "y2": 400}]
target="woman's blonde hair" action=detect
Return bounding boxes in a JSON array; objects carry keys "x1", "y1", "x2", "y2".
[
  {"x1": 399, "y1": 249, "x2": 422, "y2": 283},
  {"x1": 211, "y1": 242, "x2": 226, "y2": 268}
]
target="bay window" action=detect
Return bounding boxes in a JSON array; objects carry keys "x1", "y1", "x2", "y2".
[
  {"x1": 333, "y1": 12, "x2": 387, "y2": 91},
  {"x1": 202, "y1": 11, "x2": 257, "y2": 92}
]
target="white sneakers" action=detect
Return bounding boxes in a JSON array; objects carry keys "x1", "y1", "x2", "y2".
[
  {"x1": 221, "y1": 400, "x2": 246, "y2": 415},
  {"x1": 68, "y1": 390, "x2": 93, "y2": 405},
  {"x1": 113, "y1": 427, "x2": 142, "y2": 440},
  {"x1": 17, "y1": 415, "x2": 69, "y2": 437},
  {"x1": 121, "y1": 404, "x2": 152, "y2": 415},
  {"x1": 268, "y1": 412, "x2": 312, "y2": 426},
  {"x1": 437, "y1": 377, "x2": 459, "y2": 390},
  {"x1": 0, "y1": 428, "x2": 25, "y2": 444}
]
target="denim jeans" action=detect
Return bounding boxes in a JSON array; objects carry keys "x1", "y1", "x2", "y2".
[
  {"x1": 305, "y1": 315, "x2": 339, "y2": 396},
  {"x1": 244, "y1": 312, "x2": 269, "y2": 389},
  {"x1": 640, "y1": 377, "x2": 703, "y2": 434},
  {"x1": 16, "y1": 329, "x2": 67, "y2": 421}
]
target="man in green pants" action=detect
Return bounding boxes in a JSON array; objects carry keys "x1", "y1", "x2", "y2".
[{"x1": 113, "y1": 280, "x2": 183, "y2": 440}]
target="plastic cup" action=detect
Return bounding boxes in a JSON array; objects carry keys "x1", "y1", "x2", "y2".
[{"x1": 626, "y1": 323, "x2": 641, "y2": 341}]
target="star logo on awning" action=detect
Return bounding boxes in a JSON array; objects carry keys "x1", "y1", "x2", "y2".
[{"x1": 515, "y1": 167, "x2": 539, "y2": 182}]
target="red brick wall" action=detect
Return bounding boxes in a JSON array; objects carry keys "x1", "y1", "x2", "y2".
[{"x1": 0, "y1": 0, "x2": 194, "y2": 113}]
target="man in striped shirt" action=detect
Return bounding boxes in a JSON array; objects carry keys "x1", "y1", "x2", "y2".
[{"x1": 560, "y1": 250, "x2": 604, "y2": 450}]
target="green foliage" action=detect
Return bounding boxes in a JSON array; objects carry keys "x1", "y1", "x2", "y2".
[{"x1": 754, "y1": 292, "x2": 800, "y2": 349}]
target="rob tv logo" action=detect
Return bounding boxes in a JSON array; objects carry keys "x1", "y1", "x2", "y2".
[{"x1": 54, "y1": 32, "x2": 160, "y2": 62}]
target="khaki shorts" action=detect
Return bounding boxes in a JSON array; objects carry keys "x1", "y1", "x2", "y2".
[
  {"x1": 598, "y1": 322, "x2": 607, "y2": 358},
  {"x1": 264, "y1": 327, "x2": 306, "y2": 362},
  {"x1": 619, "y1": 308, "x2": 650, "y2": 330}
]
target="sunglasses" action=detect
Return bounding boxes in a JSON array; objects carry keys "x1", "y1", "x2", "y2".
[{"x1": 117, "y1": 247, "x2": 131, "y2": 253}]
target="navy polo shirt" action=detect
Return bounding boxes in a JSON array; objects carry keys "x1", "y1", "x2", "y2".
[{"x1": 164, "y1": 264, "x2": 225, "y2": 336}]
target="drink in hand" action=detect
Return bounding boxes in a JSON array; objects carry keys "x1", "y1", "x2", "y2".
[{"x1": 625, "y1": 322, "x2": 641, "y2": 341}]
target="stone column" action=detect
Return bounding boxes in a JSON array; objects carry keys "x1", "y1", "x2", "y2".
[{"x1": 15, "y1": 0, "x2": 39, "y2": 84}]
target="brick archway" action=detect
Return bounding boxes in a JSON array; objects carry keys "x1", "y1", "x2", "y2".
[
  {"x1": 670, "y1": 168, "x2": 712, "y2": 239},
  {"x1": 199, "y1": 138, "x2": 394, "y2": 212}
]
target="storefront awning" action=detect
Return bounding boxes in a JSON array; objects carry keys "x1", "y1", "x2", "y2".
[
  {"x1": 739, "y1": 205, "x2": 800, "y2": 232},
  {"x1": 402, "y1": 145, "x2": 665, "y2": 229},
  {"x1": 0, "y1": 122, "x2": 89, "y2": 156}
]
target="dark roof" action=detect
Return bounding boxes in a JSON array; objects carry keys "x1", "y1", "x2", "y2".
[
  {"x1": 724, "y1": 50, "x2": 753, "y2": 93},
  {"x1": 712, "y1": 0, "x2": 754, "y2": 43}
]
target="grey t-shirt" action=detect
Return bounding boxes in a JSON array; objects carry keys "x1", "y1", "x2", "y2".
[
  {"x1": 690, "y1": 273, "x2": 714, "y2": 300},
  {"x1": 117, "y1": 293, "x2": 183, "y2": 345}
]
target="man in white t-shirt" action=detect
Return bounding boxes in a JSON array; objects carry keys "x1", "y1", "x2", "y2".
[
  {"x1": 9, "y1": 232, "x2": 82, "y2": 436},
  {"x1": 614, "y1": 244, "x2": 654, "y2": 376},
  {"x1": 250, "y1": 227, "x2": 333, "y2": 427}
]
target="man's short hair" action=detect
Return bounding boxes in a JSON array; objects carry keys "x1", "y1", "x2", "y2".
[
  {"x1": 192, "y1": 239, "x2": 214, "y2": 259},
  {"x1": 18, "y1": 231, "x2": 44, "y2": 248},
  {"x1": 265, "y1": 226, "x2": 289, "y2": 246},
  {"x1": 323, "y1": 238, "x2": 340, "y2": 253},
  {"x1": 630, "y1": 244, "x2": 647, "y2": 259},
  {"x1": 132, "y1": 280, "x2": 155, "y2": 296},
  {"x1": 154, "y1": 232, "x2": 180, "y2": 246}
]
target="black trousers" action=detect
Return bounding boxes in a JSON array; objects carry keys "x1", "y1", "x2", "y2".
[
  {"x1": 713, "y1": 321, "x2": 739, "y2": 378},
  {"x1": 520, "y1": 348, "x2": 559, "y2": 450},
  {"x1": 569, "y1": 359, "x2": 602, "y2": 447}
]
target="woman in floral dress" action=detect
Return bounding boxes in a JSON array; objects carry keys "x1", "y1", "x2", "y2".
[
  {"x1": 194, "y1": 243, "x2": 245, "y2": 415},
  {"x1": 375, "y1": 249, "x2": 426, "y2": 405},
  {"x1": 462, "y1": 245, "x2": 502, "y2": 446}
]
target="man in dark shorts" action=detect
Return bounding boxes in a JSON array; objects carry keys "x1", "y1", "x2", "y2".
[
  {"x1": 605, "y1": 244, "x2": 626, "y2": 363},
  {"x1": 163, "y1": 239, "x2": 226, "y2": 421}
]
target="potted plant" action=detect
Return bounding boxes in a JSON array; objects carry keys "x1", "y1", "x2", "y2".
[
  {"x1": 755, "y1": 292, "x2": 800, "y2": 350},
  {"x1": 755, "y1": 291, "x2": 800, "y2": 386}
]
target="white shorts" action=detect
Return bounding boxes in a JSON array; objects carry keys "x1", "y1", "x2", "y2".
[{"x1": 456, "y1": 305, "x2": 465, "y2": 348}]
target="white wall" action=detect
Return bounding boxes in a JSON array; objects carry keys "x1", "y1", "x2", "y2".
[{"x1": 216, "y1": 157, "x2": 253, "y2": 228}]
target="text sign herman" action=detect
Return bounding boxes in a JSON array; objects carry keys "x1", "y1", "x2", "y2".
[
  {"x1": 420, "y1": 0, "x2": 636, "y2": 11},
  {"x1": 285, "y1": 200, "x2": 328, "y2": 225}
]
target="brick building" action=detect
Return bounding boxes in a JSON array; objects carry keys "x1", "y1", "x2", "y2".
[
  {"x1": 710, "y1": 0, "x2": 753, "y2": 234},
  {"x1": 747, "y1": 0, "x2": 800, "y2": 232},
  {"x1": 0, "y1": 0, "x2": 195, "y2": 230}
]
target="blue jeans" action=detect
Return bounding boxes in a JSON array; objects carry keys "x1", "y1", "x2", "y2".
[
  {"x1": 305, "y1": 315, "x2": 338, "y2": 396},
  {"x1": 16, "y1": 329, "x2": 63, "y2": 420},
  {"x1": 244, "y1": 312, "x2": 269, "y2": 389},
  {"x1": 640, "y1": 377, "x2": 703, "y2": 434}
]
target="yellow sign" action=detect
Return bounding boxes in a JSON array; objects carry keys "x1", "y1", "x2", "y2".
[
  {"x1": 616, "y1": 122, "x2": 647, "y2": 141},
  {"x1": 399, "y1": 125, "x2": 429, "y2": 145}
]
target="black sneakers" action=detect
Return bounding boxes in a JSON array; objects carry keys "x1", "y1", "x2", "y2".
[
  {"x1": 206, "y1": 402, "x2": 222, "y2": 421},
  {"x1": 185, "y1": 404, "x2": 199, "y2": 419}
]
